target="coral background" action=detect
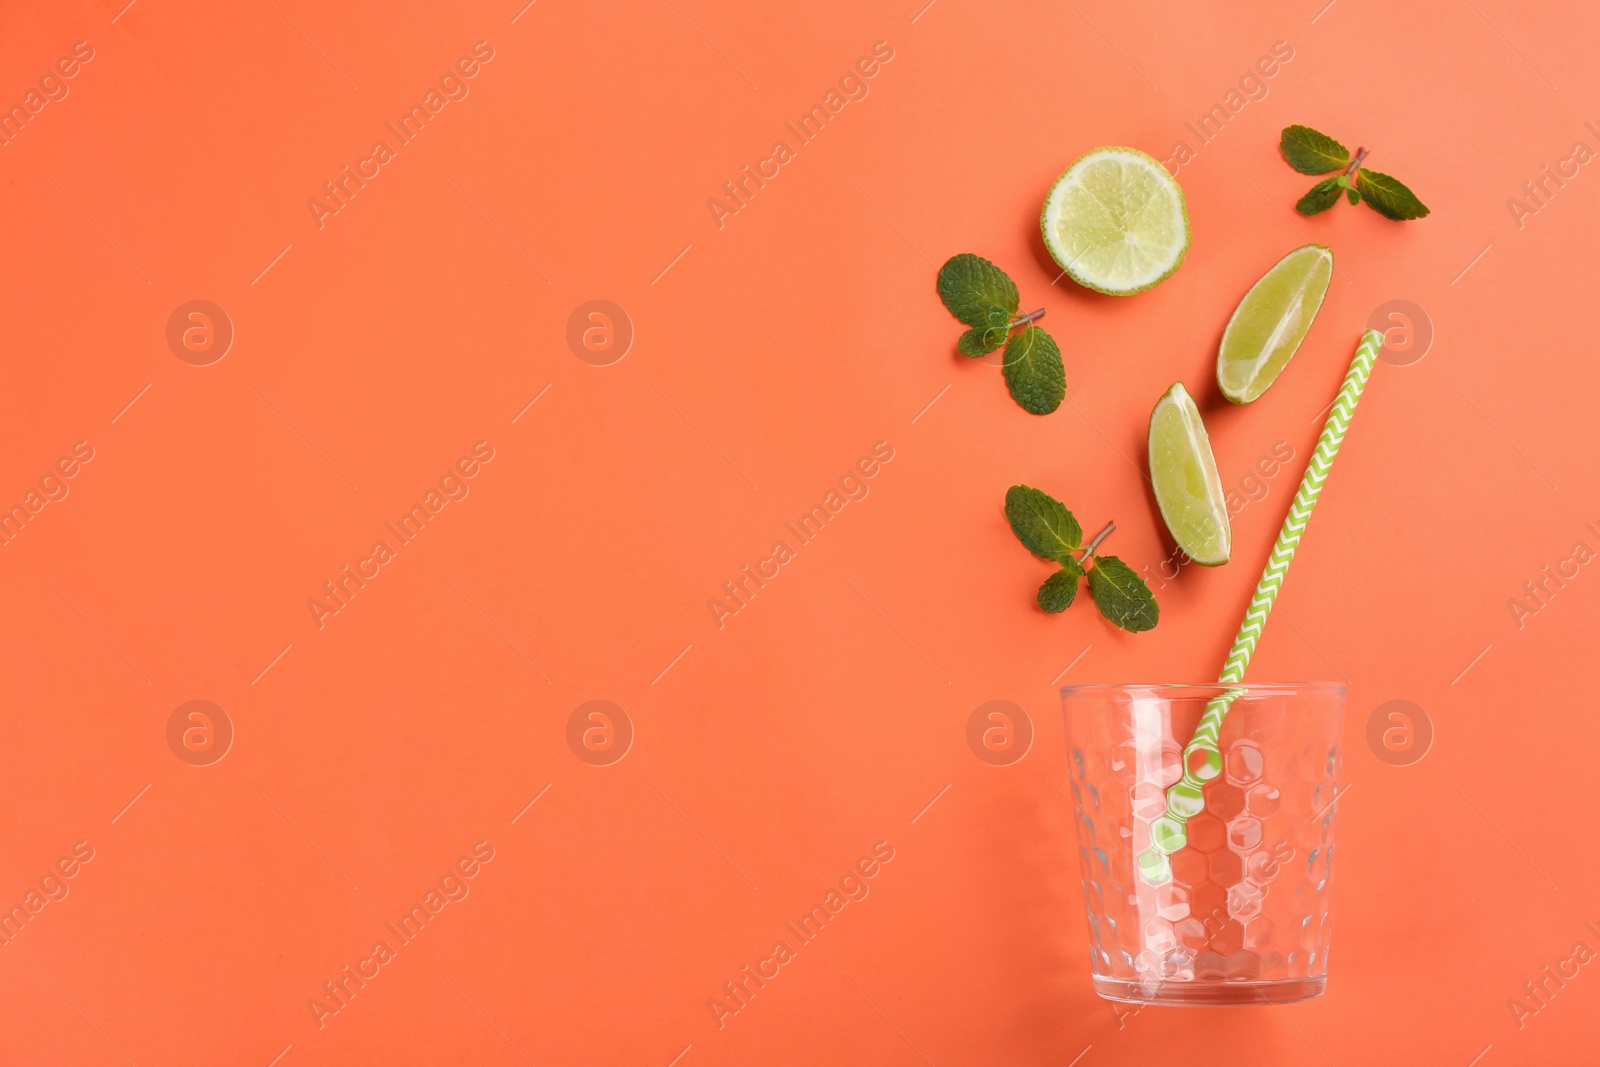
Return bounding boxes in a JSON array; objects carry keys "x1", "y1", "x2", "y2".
[{"x1": 2, "y1": 0, "x2": 1597, "y2": 1063}]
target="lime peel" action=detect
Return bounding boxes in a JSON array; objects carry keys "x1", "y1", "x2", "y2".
[
  {"x1": 1148, "y1": 382, "x2": 1230, "y2": 567},
  {"x1": 1040, "y1": 147, "x2": 1190, "y2": 296},
  {"x1": 1217, "y1": 244, "x2": 1333, "y2": 404}
]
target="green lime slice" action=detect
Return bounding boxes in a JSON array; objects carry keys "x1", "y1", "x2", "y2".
[
  {"x1": 1040, "y1": 147, "x2": 1190, "y2": 295},
  {"x1": 1148, "y1": 382, "x2": 1230, "y2": 566},
  {"x1": 1217, "y1": 244, "x2": 1333, "y2": 404}
]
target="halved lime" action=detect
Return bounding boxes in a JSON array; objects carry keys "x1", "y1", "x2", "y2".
[
  {"x1": 1040, "y1": 147, "x2": 1190, "y2": 295},
  {"x1": 1148, "y1": 382, "x2": 1229, "y2": 566},
  {"x1": 1217, "y1": 244, "x2": 1333, "y2": 404}
]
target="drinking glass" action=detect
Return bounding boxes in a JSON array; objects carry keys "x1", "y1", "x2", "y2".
[{"x1": 1061, "y1": 683, "x2": 1345, "y2": 1005}]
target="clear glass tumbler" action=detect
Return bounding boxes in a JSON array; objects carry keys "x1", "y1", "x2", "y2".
[{"x1": 1060, "y1": 683, "x2": 1345, "y2": 1005}]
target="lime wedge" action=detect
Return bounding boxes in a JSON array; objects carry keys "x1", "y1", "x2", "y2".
[
  {"x1": 1040, "y1": 147, "x2": 1190, "y2": 295},
  {"x1": 1217, "y1": 244, "x2": 1333, "y2": 404},
  {"x1": 1148, "y1": 382, "x2": 1229, "y2": 566}
]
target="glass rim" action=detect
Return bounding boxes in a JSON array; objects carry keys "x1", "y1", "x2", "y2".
[{"x1": 1060, "y1": 681, "x2": 1345, "y2": 698}]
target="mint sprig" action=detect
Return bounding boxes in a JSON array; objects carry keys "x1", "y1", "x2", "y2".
[
  {"x1": 1280, "y1": 125, "x2": 1351, "y2": 175},
  {"x1": 1006, "y1": 483, "x2": 1081, "y2": 560},
  {"x1": 958, "y1": 324, "x2": 1007, "y2": 357},
  {"x1": 1295, "y1": 177, "x2": 1343, "y2": 215},
  {"x1": 1002, "y1": 325, "x2": 1066, "y2": 415},
  {"x1": 937, "y1": 252, "x2": 1019, "y2": 330},
  {"x1": 938, "y1": 254, "x2": 1066, "y2": 415},
  {"x1": 1004, "y1": 485, "x2": 1158, "y2": 632},
  {"x1": 1354, "y1": 168, "x2": 1430, "y2": 220},
  {"x1": 1279, "y1": 125, "x2": 1430, "y2": 220},
  {"x1": 1038, "y1": 557, "x2": 1083, "y2": 612},
  {"x1": 1086, "y1": 556, "x2": 1160, "y2": 632}
]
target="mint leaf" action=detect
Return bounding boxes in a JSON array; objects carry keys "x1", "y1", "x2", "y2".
[
  {"x1": 1002, "y1": 324, "x2": 1065, "y2": 415},
  {"x1": 957, "y1": 324, "x2": 1006, "y2": 357},
  {"x1": 937, "y1": 253, "x2": 1020, "y2": 328},
  {"x1": 1345, "y1": 187, "x2": 1360, "y2": 205},
  {"x1": 1037, "y1": 558, "x2": 1084, "y2": 613},
  {"x1": 1280, "y1": 125, "x2": 1350, "y2": 175},
  {"x1": 1355, "y1": 168, "x2": 1430, "y2": 220},
  {"x1": 1295, "y1": 177, "x2": 1343, "y2": 216},
  {"x1": 1087, "y1": 555, "x2": 1159, "y2": 632},
  {"x1": 1005, "y1": 485, "x2": 1082, "y2": 562}
]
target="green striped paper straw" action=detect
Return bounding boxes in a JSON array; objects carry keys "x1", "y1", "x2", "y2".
[{"x1": 1137, "y1": 328, "x2": 1384, "y2": 886}]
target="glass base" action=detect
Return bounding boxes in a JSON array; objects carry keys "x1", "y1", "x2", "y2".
[{"x1": 1092, "y1": 976, "x2": 1325, "y2": 1006}]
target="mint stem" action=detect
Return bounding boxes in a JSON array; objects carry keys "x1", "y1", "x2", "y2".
[
  {"x1": 1079, "y1": 521, "x2": 1115, "y2": 566},
  {"x1": 1009, "y1": 308, "x2": 1046, "y2": 329},
  {"x1": 1342, "y1": 147, "x2": 1368, "y2": 178}
]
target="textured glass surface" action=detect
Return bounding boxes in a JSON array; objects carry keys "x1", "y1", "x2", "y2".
[{"x1": 1062, "y1": 684, "x2": 1344, "y2": 1005}]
